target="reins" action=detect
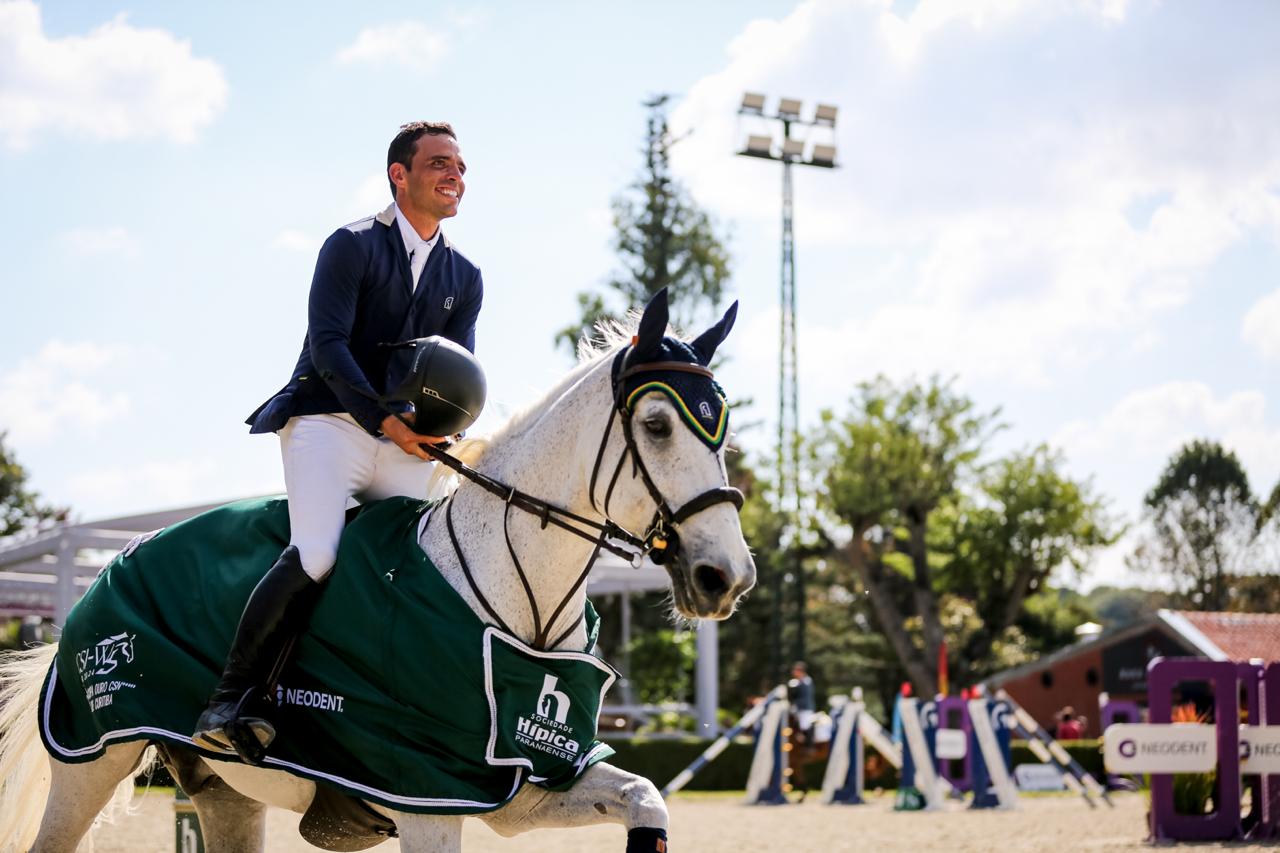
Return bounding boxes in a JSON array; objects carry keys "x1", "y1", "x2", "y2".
[{"x1": 413, "y1": 345, "x2": 744, "y2": 650}]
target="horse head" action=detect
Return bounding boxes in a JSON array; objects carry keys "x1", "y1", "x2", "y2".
[{"x1": 597, "y1": 289, "x2": 756, "y2": 620}]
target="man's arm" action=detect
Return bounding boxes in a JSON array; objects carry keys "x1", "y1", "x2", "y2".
[
  {"x1": 441, "y1": 267, "x2": 483, "y2": 353},
  {"x1": 307, "y1": 229, "x2": 391, "y2": 434}
]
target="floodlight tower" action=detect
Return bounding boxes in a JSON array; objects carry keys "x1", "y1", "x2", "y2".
[{"x1": 736, "y1": 94, "x2": 838, "y2": 679}]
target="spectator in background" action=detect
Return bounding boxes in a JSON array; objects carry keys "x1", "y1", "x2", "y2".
[{"x1": 1056, "y1": 706, "x2": 1084, "y2": 739}]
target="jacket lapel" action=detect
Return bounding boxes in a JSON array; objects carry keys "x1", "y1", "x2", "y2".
[
  {"x1": 410, "y1": 233, "x2": 450, "y2": 311},
  {"x1": 420, "y1": 235, "x2": 444, "y2": 289},
  {"x1": 378, "y1": 205, "x2": 415, "y2": 297}
]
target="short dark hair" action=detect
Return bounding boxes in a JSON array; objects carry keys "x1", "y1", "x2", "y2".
[{"x1": 387, "y1": 121, "x2": 457, "y2": 200}]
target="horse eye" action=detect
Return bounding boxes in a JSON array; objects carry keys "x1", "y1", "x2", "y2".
[{"x1": 643, "y1": 416, "x2": 671, "y2": 438}]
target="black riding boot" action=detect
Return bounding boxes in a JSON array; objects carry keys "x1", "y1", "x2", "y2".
[{"x1": 191, "y1": 546, "x2": 321, "y2": 764}]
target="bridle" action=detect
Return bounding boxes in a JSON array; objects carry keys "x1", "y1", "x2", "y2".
[
  {"x1": 588, "y1": 350, "x2": 744, "y2": 565},
  {"x1": 418, "y1": 345, "x2": 744, "y2": 650}
]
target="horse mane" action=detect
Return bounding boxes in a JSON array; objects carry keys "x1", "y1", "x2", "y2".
[
  {"x1": 427, "y1": 312, "x2": 664, "y2": 497},
  {"x1": 574, "y1": 313, "x2": 642, "y2": 362}
]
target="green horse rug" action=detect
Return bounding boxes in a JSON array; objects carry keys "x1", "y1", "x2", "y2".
[{"x1": 39, "y1": 496, "x2": 617, "y2": 815}]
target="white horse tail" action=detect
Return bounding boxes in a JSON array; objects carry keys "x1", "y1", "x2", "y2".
[{"x1": 0, "y1": 642, "x2": 57, "y2": 850}]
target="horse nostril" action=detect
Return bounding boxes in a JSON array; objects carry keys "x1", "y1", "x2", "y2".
[{"x1": 694, "y1": 564, "x2": 729, "y2": 598}]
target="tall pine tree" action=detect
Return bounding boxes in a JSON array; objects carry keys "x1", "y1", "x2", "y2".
[{"x1": 556, "y1": 95, "x2": 731, "y2": 354}]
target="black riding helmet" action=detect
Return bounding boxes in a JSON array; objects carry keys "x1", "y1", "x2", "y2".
[{"x1": 381, "y1": 336, "x2": 487, "y2": 436}]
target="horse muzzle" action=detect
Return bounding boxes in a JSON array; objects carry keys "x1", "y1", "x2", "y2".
[{"x1": 667, "y1": 552, "x2": 755, "y2": 620}]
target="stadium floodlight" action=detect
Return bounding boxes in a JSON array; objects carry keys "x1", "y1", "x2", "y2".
[
  {"x1": 732, "y1": 93, "x2": 840, "y2": 679},
  {"x1": 811, "y1": 144, "x2": 837, "y2": 167},
  {"x1": 745, "y1": 134, "x2": 774, "y2": 156}
]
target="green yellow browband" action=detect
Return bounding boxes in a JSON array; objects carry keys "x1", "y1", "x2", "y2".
[{"x1": 625, "y1": 381, "x2": 729, "y2": 448}]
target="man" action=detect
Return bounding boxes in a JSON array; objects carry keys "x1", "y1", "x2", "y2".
[
  {"x1": 192, "y1": 121, "x2": 483, "y2": 763},
  {"x1": 788, "y1": 661, "x2": 816, "y2": 744}
]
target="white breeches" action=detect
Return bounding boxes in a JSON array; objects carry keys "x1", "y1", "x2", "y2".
[{"x1": 279, "y1": 414, "x2": 434, "y2": 580}]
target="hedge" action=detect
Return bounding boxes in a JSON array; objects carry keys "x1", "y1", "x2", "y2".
[
  {"x1": 136, "y1": 737, "x2": 1108, "y2": 793},
  {"x1": 601, "y1": 737, "x2": 1107, "y2": 792}
]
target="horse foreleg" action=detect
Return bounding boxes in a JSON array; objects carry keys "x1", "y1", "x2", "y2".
[
  {"x1": 189, "y1": 779, "x2": 267, "y2": 853},
  {"x1": 32, "y1": 741, "x2": 146, "y2": 853},
  {"x1": 482, "y1": 762, "x2": 668, "y2": 851},
  {"x1": 385, "y1": 812, "x2": 463, "y2": 852},
  {"x1": 154, "y1": 743, "x2": 267, "y2": 852}
]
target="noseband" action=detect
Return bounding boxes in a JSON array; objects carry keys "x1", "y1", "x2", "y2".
[{"x1": 418, "y1": 345, "x2": 743, "y2": 649}]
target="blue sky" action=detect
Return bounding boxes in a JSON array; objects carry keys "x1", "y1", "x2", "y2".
[{"x1": 2, "y1": 0, "x2": 1278, "y2": 589}]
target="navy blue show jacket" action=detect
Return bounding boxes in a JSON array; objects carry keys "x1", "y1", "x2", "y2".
[{"x1": 246, "y1": 204, "x2": 483, "y2": 436}]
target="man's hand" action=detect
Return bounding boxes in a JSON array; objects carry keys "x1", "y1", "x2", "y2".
[{"x1": 381, "y1": 413, "x2": 446, "y2": 460}]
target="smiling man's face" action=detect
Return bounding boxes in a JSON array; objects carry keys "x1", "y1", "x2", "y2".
[{"x1": 392, "y1": 132, "x2": 465, "y2": 229}]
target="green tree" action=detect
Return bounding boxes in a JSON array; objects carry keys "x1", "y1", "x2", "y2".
[
  {"x1": 810, "y1": 376, "x2": 1000, "y2": 696},
  {"x1": 1086, "y1": 585, "x2": 1174, "y2": 628},
  {"x1": 555, "y1": 95, "x2": 731, "y2": 354},
  {"x1": 717, "y1": 452, "x2": 909, "y2": 716},
  {"x1": 1261, "y1": 480, "x2": 1280, "y2": 531},
  {"x1": 715, "y1": 449, "x2": 788, "y2": 708},
  {"x1": 945, "y1": 446, "x2": 1121, "y2": 674},
  {"x1": 1, "y1": 432, "x2": 67, "y2": 539},
  {"x1": 1129, "y1": 440, "x2": 1263, "y2": 610},
  {"x1": 624, "y1": 628, "x2": 696, "y2": 705},
  {"x1": 807, "y1": 379, "x2": 1118, "y2": 694}
]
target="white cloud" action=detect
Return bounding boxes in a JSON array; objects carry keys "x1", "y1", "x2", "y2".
[
  {"x1": 1053, "y1": 381, "x2": 1280, "y2": 502},
  {"x1": 62, "y1": 226, "x2": 138, "y2": 256},
  {"x1": 1078, "y1": 529, "x2": 1176, "y2": 591},
  {"x1": 668, "y1": 0, "x2": 1280, "y2": 387},
  {"x1": 583, "y1": 204, "x2": 613, "y2": 241},
  {"x1": 336, "y1": 22, "x2": 449, "y2": 72},
  {"x1": 69, "y1": 458, "x2": 222, "y2": 511},
  {"x1": 352, "y1": 171, "x2": 390, "y2": 217},
  {"x1": 0, "y1": 340, "x2": 131, "y2": 446},
  {"x1": 1052, "y1": 381, "x2": 1280, "y2": 588},
  {"x1": 0, "y1": 0, "x2": 228, "y2": 149},
  {"x1": 1243, "y1": 287, "x2": 1280, "y2": 361},
  {"x1": 272, "y1": 229, "x2": 319, "y2": 254}
]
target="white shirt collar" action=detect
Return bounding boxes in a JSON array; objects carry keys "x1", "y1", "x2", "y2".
[{"x1": 393, "y1": 203, "x2": 440, "y2": 259}]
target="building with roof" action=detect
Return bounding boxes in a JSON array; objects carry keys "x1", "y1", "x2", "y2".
[{"x1": 984, "y1": 609, "x2": 1280, "y2": 737}]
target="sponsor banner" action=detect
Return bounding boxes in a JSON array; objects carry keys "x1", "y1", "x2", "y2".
[
  {"x1": 1014, "y1": 763, "x2": 1065, "y2": 791},
  {"x1": 934, "y1": 728, "x2": 968, "y2": 760},
  {"x1": 1241, "y1": 726, "x2": 1280, "y2": 774},
  {"x1": 1103, "y1": 723, "x2": 1216, "y2": 773},
  {"x1": 1104, "y1": 723, "x2": 1280, "y2": 774}
]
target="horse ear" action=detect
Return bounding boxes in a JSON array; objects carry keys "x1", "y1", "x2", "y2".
[
  {"x1": 632, "y1": 288, "x2": 669, "y2": 361},
  {"x1": 690, "y1": 301, "x2": 738, "y2": 365}
]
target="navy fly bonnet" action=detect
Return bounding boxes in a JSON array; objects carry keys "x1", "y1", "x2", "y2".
[{"x1": 612, "y1": 337, "x2": 729, "y2": 450}]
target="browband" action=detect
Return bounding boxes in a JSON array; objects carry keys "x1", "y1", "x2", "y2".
[{"x1": 618, "y1": 361, "x2": 715, "y2": 382}]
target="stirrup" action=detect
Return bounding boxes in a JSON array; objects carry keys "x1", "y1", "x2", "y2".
[
  {"x1": 192, "y1": 716, "x2": 276, "y2": 757},
  {"x1": 191, "y1": 690, "x2": 276, "y2": 764},
  {"x1": 225, "y1": 717, "x2": 276, "y2": 765}
]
